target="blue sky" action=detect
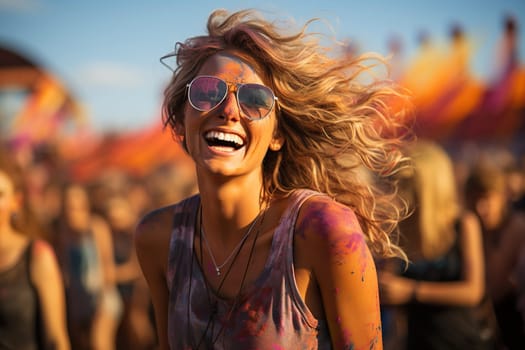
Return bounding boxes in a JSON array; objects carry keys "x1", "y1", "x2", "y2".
[{"x1": 1, "y1": 0, "x2": 524, "y2": 132}]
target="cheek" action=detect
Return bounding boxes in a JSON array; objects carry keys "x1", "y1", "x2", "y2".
[
  {"x1": 0, "y1": 197, "x2": 16, "y2": 215},
  {"x1": 257, "y1": 117, "x2": 280, "y2": 147}
]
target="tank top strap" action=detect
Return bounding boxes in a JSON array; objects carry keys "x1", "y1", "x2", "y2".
[
  {"x1": 283, "y1": 188, "x2": 325, "y2": 247},
  {"x1": 268, "y1": 189, "x2": 326, "y2": 329},
  {"x1": 166, "y1": 195, "x2": 201, "y2": 290},
  {"x1": 24, "y1": 240, "x2": 45, "y2": 347},
  {"x1": 24, "y1": 240, "x2": 34, "y2": 281},
  {"x1": 266, "y1": 189, "x2": 324, "y2": 265}
]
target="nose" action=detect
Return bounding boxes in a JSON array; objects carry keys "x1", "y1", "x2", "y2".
[{"x1": 217, "y1": 91, "x2": 241, "y2": 122}]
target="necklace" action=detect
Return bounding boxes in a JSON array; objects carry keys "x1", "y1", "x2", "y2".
[
  {"x1": 200, "y1": 210, "x2": 261, "y2": 276},
  {"x1": 188, "y1": 202, "x2": 267, "y2": 349}
]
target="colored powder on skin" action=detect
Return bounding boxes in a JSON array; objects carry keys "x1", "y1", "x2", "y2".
[{"x1": 343, "y1": 329, "x2": 355, "y2": 350}]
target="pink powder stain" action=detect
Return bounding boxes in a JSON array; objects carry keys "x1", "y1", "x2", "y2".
[
  {"x1": 298, "y1": 199, "x2": 371, "y2": 277},
  {"x1": 343, "y1": 233, "x2": 365, "y2": 253},
  {"x1": 297, "y1": 200, "x2": 361, "y2": 238},
  {"x1": 343, "y1": 328, "x2": 353, "y2": 346},
  {"x1": 342, "y1": 233, "x2": 371, "y2": 278}
]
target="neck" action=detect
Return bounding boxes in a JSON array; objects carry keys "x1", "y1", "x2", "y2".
[{"x1": 197, "y1": 172, "x2": 266, "y2": 243}]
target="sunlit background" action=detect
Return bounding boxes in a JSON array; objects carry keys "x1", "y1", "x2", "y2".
[{"x1": 1, "y1": 0, "x2": 524, "y2": 179}]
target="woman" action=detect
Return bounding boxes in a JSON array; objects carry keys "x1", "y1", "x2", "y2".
[
  {"x1": 55, "y1": 183, "x2": 121, "y2": 350},
  {"x1": 135, "y1": 9, "x2": 410, "y2": 349},
  {"x1": 379, "y1": 141, "x2": 496, "y2": 349},
  {"x1": 0, "y1": 149, "x2": 70, "y2": 349},
  {"x1": 464, "y1": 162, "x2": 525, "y2": 350},
  {"x1": 104, "y1": 195, "x2": 156, "y2": 350}
]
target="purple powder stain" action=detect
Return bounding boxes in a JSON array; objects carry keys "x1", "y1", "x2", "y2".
[
  {"x1": 343, "y1": 328, "x2": 353, "y2": 349},
  {"x1": 296, "y1": 201, "x2": 361, "y2": 240}
]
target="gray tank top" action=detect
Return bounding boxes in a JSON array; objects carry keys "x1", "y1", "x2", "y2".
[{"x1": 166, "y1": 189, "x2": 332, "y2": 349}]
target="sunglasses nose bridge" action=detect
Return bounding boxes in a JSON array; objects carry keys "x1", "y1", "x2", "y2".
[
  {"x1": 216, "y1": 82, "x2": 242, "y2": 120},
  {"x1": 226, "y1": 82, "x2": 238, "y2": 95}
]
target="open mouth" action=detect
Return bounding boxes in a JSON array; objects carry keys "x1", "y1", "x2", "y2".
[{"x1": 204, "y1": 130, "x2": 245, "y2": 151}]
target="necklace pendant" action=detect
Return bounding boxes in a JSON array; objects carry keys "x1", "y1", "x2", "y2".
[{"x1": 216, "y1": 267, "x2": 221, "y2": 276}]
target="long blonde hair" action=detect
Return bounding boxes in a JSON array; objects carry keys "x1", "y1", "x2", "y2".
[
  {"x1": 162, "y1": 9, "x2": 412, "y2": 259},
  {"x1": 398, "y1": 141, "x2": 460, "y2": 259}
]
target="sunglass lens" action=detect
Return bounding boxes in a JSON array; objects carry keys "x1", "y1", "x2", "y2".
[
  {"x1": 189, "y1": 77, "x2": 227, "y2": 111},
  {"x1": 238, "y1": 84, "x2": 275, "y2": 119}
]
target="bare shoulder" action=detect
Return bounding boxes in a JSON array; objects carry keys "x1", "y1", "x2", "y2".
[
  {"x1": 456, "y1": 211, "x2": 484, "y2": 257},
  {"x1": 296, "y1": 195, "x2": 363, "y2": 238},
  {"x1": 31, "y1": 239, "x2": 60, "y2": 279},
  {"x1": 31, "y1": 239, "x2": 57, "y2": 263},
  {"x1": 295, "y1": 195, "x2": 367, "y2": 266},
  {"x1": 458, "y1": 210, "x2": 481, "y2": 234},
  {"x1": 134, "y1": 203, "x2": 181, "y2": 269}
]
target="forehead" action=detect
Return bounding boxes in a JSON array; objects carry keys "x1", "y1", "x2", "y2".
[{"x1": 197, "y1": 52, "x2": 264, "y2": 84}]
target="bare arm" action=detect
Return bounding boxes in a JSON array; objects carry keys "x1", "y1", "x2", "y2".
[
  {"x1": 134, "y1": 208, "x2": 173, "y2": 350},
  {"x1": 380, "y1": 211, "x2": 485, "y2": 307},
  {"x1": 295, "y1": 197, "x2": 382, "y2": 350},
  {"x1": 114, "y1": 241, "x2": 142, "y2": 284},
  {"x1": 92, "y1": 216, "x2": 116, "y2": 288},
  {"x1": 31, "y1": 239, "x2": 71, "y2": 350}
]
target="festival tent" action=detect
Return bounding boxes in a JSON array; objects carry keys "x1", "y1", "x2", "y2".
[
  {"x1": 399, "y1": 19, "x2": 525, "y2": 143},
  {"x1": 65, "y1": 121, "x2": 191, "y2": 182},
  {"x1": 0, "y1": 45, "x2": 89, "y2": 148},
  {"x1": 0, "y1": 44, "x2": 188, "y2": 182}
]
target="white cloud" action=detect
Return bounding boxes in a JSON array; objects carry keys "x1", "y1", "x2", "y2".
[
  {"x1": 0, "y1": 0, "x2": 40, "y2": 12},
  {"x1": 76, "y1": 61, "x2": 144, "y2": 88}
]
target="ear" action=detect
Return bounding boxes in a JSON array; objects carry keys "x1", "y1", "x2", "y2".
[
  {"x1": 174, "y1": 121, "x2": 189, "y2": 152},
  {"x1": 269, "y1": 131, "x2": 285, "y2": 151},
  {"x1": 175, "y1": 120, "x2": 185, "y2": 136}
]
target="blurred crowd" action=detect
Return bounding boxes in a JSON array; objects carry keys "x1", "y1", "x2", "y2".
[
  {"x1": 0, "y1": 145, "x2": 197, "y2": 349},
  {"x1": 380, "y1": 141, "x2": 525, "y2": 350}
]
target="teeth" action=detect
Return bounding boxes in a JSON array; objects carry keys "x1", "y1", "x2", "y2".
[{"x1": 205, "y1": 131, "x2": 244, "y2": 146}]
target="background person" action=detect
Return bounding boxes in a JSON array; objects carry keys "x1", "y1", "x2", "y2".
[
  {"x1": 379, "y1": 140, "x2": 497, "y2": 350},
  {"x1": 0, "y1": 149, "x2": 70, "y2": 350}
]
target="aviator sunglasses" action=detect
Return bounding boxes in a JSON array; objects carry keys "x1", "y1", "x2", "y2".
[{"x1": 186, "y1": 75, "x2": 278, "y2": 120}]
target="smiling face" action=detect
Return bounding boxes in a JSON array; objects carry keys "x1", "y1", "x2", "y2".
[{"x1": 180, "y1": 52, "x2": 283, "y2": 179}]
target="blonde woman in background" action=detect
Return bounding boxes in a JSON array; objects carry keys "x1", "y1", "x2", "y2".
[{"x1": 379, "y1": 140, "x2": 496, "y2": 349}]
